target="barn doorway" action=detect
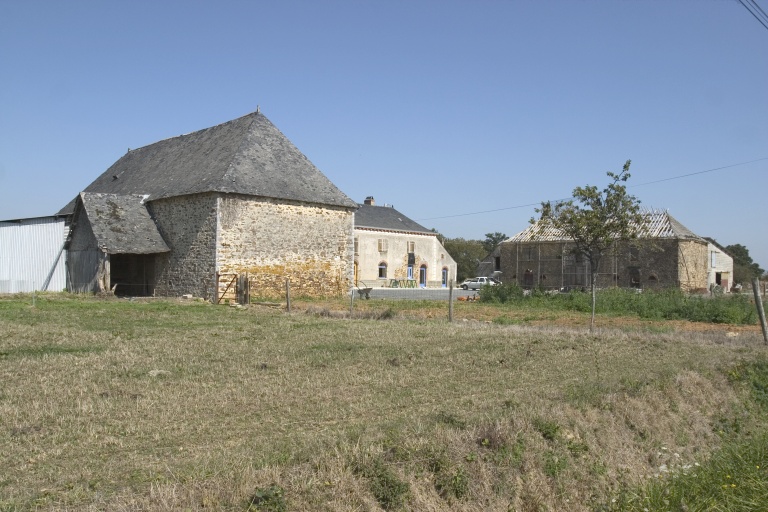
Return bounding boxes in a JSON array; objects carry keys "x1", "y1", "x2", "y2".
[{"x1": 110, "y1": 253, "x2": 159, "y2": 296}]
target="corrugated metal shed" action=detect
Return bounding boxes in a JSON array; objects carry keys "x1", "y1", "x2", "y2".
[{"x1": 0, "y1": 216, "x2": 68, "y2": 293}]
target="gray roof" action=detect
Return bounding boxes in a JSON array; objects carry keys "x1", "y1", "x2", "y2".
[
  {"x1": 508, "y1": 210, "x2": 704, "y2": 243},
  {"x1": 60, "y1": 111, "x2": 356, "y2": 214},
  {"x1": 79, "y1": 193, "x2": 170, "y2": 254},
  {"x1": 354, "y1": 204, "x2": 433, "y2": 234}
]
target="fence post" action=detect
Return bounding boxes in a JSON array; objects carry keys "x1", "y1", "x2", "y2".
[
  {"x1": 753, "y1": 278, "x2": 768, "y2": 343},
  {"x1": 285, "y1": 279, "x2": 291, "y2": 313},
  {"x1": 448, "y1": 280, "x2": 454, "y2": 322},
  {"x1": 350, "y1": 285, "x2": 354, "y2": 316}
]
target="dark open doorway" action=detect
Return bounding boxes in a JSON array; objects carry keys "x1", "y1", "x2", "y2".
[{"x1": 110, "y1": 253, "x2": 159, "y2": 296}]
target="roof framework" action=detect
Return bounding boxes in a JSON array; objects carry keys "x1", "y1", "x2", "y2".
[{"x1": 508, "y1": 210, "x2": 703, "y2": 243}]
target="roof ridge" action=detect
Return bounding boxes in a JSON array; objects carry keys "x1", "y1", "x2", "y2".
[{"x1": 123, "y1": 110, "x2": 260, "y2": 154}]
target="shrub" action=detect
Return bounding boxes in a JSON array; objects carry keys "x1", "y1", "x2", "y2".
[
  {"x1": 479, "y1": 286, "x2": 758, "y2": 325},
  {"x1": 479, "y1": 283, "x2": 524, "y2": 303}
]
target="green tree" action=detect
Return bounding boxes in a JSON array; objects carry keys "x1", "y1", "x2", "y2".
[
  {"x1": 725, "y1": 243, "x2": 765, "y2": 284},
  {"x1": 442, "y1": 237, "x2": 486, "y2": 282},
  {"x1": 482, "y1": 232, "x2": 508, "y2": 254},
  {"x1": 534, "y1": 160, "x2": 644, "y2": 331}
]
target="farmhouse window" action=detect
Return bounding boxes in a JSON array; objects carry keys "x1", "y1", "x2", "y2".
[
  {"x1": 378, "y1": 239, "x2": 388, "y2": 252},
  {"x1": 378, "y1": 262, "x2": 388, "y2": 279},
  {"x1": 407, "y1": 241, "x2": 415, "y2": 253}
]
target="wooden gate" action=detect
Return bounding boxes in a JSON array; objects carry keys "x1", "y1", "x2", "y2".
[{"x1": 215, "y1": 272, "x2": 250, "y2": 305}]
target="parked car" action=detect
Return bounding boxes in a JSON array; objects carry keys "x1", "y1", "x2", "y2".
[{"x1": 459, "y1": 277, "x2": 501, "y2": 290}]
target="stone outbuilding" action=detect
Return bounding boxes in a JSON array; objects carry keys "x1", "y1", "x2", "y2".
[
  {"x1": 493, "y1": 210, "x2": 715, "y2": 293},
  {"x1": 60, "y1": 110, "x2": 358, "y2": 300},
  {"x1": 354, "y1": 197, "x2": 457, "y2": 288}
]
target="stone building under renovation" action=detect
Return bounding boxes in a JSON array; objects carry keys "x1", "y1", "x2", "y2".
[
  {"x1": 60, "y1": 111, "x2": 358, "y2": 300},
  {"x1": 495, "y1": 210, "x2": 727, "y2": 293}
]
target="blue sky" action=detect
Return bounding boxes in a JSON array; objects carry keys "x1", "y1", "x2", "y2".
[{"x1": 1, "y1": 1, "x2": 766, "y2": 270}]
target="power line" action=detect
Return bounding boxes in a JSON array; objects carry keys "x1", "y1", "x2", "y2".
[
  {"x1": 749, "y1": 0, "x2": 768, "y2": 20},
  {"x1": 736, "y1": 0, "x2": 768, "y2": 32},
  {"x1": 630, "y1": 157, "x2": 768, "y2": 188},
  {"x1": 416, "y1": 157, "x2": 768, "y2": 222}
]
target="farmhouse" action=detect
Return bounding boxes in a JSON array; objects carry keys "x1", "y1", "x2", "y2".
[
  {"x1": 60, "y1": 110, "x2": 358, "y2": 300},
  {"x1": 354, "y1": 197, "x2": 457, "y2": 288},
  {"x1": 492, "y1": 210, "x2": 731, "y2": 293}
]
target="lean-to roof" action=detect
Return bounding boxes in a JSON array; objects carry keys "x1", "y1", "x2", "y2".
[{"x1": 78, "y1": 193, "x2": 169, "y2": 254}]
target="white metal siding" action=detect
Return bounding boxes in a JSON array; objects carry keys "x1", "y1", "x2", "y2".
[{"x1": 0, "y1": 217, "x2": 67, "y2": 293}]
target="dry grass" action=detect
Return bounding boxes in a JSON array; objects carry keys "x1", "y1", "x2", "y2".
[{"x1": 1, "y1": 293, "x2": 767, "y2": 511}]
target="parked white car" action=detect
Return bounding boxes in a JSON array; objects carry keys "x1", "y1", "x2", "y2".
[{"x1": 459, "y1": 277, "x2": 501, "y2": 290}]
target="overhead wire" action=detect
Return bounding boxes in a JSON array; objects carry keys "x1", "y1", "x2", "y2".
[
  {"x1": 416, "y1": 157, "x2": 768, "y2": 222},
  {"x1": 736, "y1": 0, "x2": 768, "y2": 31}
]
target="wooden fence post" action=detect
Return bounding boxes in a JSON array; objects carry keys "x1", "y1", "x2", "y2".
[
  {"x1": 753, "y1": 278, "x2": 768, "y2": 343},
  {"x1": 285, "y1": 279, "x2": 291, "y2": 313},
  {"x1": 448, "y1": 280, "x2": 454, "y2": 322}
]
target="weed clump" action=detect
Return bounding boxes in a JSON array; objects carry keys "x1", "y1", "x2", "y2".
[
  {"x1": 353, "y1": 457, "x2": 410, "y2": 510},
  {"x1": 533, "y1": 418, "x2": 561, "y2": 441},
  {"x1": 247, "y1": 484, "x2": 286, "y2": 512}
]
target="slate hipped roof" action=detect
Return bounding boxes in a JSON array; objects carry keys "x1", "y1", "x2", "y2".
[
  {"x1": 60, "y1": 111, "x2": 356, "y2": 214},
  {"x1": 76, "y1": 193, "x2": 169, "y2": 254},
  {"x1": 508, "y1": 210, "x2": 704, "y2": 243},
  {"x1": 355, "y1": 203, "x2": 434, "y2": 235}
]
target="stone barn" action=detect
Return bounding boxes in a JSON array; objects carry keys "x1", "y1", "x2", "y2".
[
  {"x1": 495, "y1": 210, "x2": 711, "y2": 293},
  {"x1": 61, "y1": 110, "x2": 358, "y2": 300}
]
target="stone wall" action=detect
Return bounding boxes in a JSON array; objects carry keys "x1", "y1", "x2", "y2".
[
  {"x1": 500, "y1": 238, "x2": 708, "y2": 292},
  {"x1": 678, "y1": 240, "x2": 708, "y2": 292},
  {"x1": 216, "y1": 195, "x2": 354, "y2": 298},
  {"x1": 149, "y1": 194, "x2": 217, "y2": 299}
]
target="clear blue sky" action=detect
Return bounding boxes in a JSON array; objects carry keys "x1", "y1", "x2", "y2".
[{"x1": 1, "y1": 1, "x2": 766, "y2": 270}]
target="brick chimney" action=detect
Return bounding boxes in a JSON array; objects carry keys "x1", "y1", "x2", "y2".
[{"x1": 364, "y1": 196, "x2": 375, "y2": 205}]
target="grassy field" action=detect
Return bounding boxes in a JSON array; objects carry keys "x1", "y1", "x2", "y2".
[{"x1": 1, "y1": 294, "x2": 768, "y2": 511}]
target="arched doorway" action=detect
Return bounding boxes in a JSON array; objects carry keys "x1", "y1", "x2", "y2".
[{"x1": 419, "y1": 264, "x2": 427, "y2": 287}]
